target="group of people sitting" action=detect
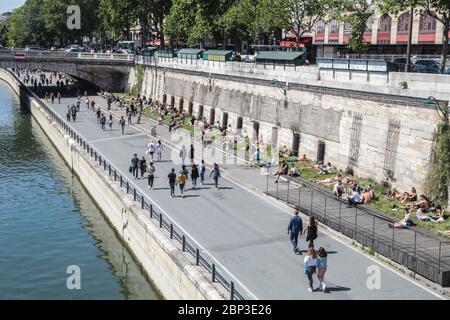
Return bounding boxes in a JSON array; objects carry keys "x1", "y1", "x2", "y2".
[{"x1": 386, "y1": 187, "x2": 447, "y2": 228}]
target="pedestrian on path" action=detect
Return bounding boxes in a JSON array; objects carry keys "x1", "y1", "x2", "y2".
[
  {"x1": 130, "y1": 154, "x2": 139, "y2": 179},
  {"x1": 210, "y1": 163, "x2": 221, "y2": 189},
  {"x1": 51, "y1": 92, "x2": 55, "y2": 104},
  {"x1": 66, "y1": 108, "x2": 71, "y2": 122},
  {"x1": 317, "y1": 247, "x2": 328, "y2": 292},
  {"x1": 100, "y1": 114, "x2": 106, "y2": 130},
  {"x1": 96, "y1": 107, "x2": 101, "y2": 123},
  {"x1": 147, "y1": 162, "x2": 156, "y2": 190},
  {"x1": 119, "y1": 116, "x2": 126, "y2": 135},
  {"x1": 147, "y1": 141, "x2": 156, "y2": 161},
  {"x1": 137, "y1": 112, "x2": 142, "y2": 124},
  {"x1": 287, "y1": 210, "x2": 303, "y2": 254},
  {"x1": 128, "y1": 112, "x2": 132, "y2": 125},
  {"x1": 305, "y1": 216, "x2": 318, "y2": 249},
  {"x1": 304, "y1": 248, "x2": 318, "y2": 293},
  {"x1": 86, "y1": 97, "x2": 90, "y2": 110},
  {"x1": 168, "y1": 168, "x2": 177, "y2": 198},
  {"x1": 108, "y1": 115, "x2": 113, "y2": 131},
  {"x1": 156, "y1": 140, "x2": 163, "y2": 162},
  {"x1": 179, "y1": 145, "x2": 186, "y2": 165},
  {"x1": 190, "y1": 144, "x2": 195, "y2": 164},
  {"x1": 200, "y1": 160, "x2": 206, "y2": 185},
  {"x1": 139, "y1": 156, "x2": 147, "y2": 179},
  {"x1": 57, "y1": 92, "x2": 61, "y2": 104},
  {"x1": 71, "y1": 108, "x2": 77, "y2": 122},
  {"x1": 177, "y1": 170, "x2": 188, "y2": 198},
  {"x1": 191, "y1": 164, "x2": 199, "y2": 189}
]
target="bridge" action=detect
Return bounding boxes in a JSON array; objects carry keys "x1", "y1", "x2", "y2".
[{"x1": 0, "y1": 50, "x2": 134, "y2": 91}]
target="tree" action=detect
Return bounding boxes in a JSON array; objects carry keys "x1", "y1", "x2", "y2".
[
  {"x1": 338, "y1": 0, "x2": 376, "y2": 54},
  {"x1": 283, "y1": 0, "x2": 330, "y2": 51},
  {"x1": 380, "y1": 0, "x2": 450, "y2": 73},
  {"x1": 99, "y1": 0, "x2": 137, "y2": 40},
  {"x1": 0, "y1": 22, "x2": 8, "y2": 46},
  {"x1": 7, "y1": 0, "x2": 46, "y2": 47}
]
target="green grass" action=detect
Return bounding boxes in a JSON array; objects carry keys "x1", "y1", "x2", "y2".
[{"x1": 282, "y1": 157, "x2": 450, "y2": 237}]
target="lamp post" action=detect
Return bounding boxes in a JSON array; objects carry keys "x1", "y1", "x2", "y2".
[
  {"x1": 269, "y1": 79, "x2": 288, "y2": 108},
  {"x1": 424, "y1": 96, "x2": 449, "y2": 124}
]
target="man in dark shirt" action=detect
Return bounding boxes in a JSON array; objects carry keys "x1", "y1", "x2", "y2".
[
  {"x1": 131, "y1": 154, "x2": 139, "y2": 179},
  {"x1": 168, "y1": 168, "x2": 177, "y2": 198},
  {"x1": 287, "y1": 210, "x2": 303, "y2": 254}
]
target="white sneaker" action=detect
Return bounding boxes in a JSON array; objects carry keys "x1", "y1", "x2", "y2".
[
  {"x1": 307, "y1": 288, "x2": 313, "y2": 293},
  {"x1": 322, "y1": 284, "x2": 327, "y2": 292},
  {"x1": 148, "y1": 186, "x2": 151, "y2": 190}
]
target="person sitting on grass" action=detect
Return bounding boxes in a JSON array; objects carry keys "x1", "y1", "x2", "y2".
[
  {"x1": 347, "y1": 186, "x2": 363, "y2": 207},
  {"x1": 431, "y1": 206, "x2": 447, "y2": 223},
  {"x1": 279, "y1": 145, "x2": 292, "y2": 158},
  {"x1": 389, "y1": 209, "x2": 414, "y2": 229},
  {"x1": 387, "y1": 189, "x2": 400, "y2": 200},
  {"x1": 400, "y1": 187, "x2": 417, "y2": 203},
  {"x1": 288, "y1": 165, "x2": 300, "y2": 177},
  {"x1": 319, "y1": 162, "x2": 332, "y2": 175},
  {"x1": 298, "y1": 154, "x2": 309, "y2": 163},
  {"x1": 405, "y1": 195, "x2": 431, "y2": 214},
  {"x1": 318, "y1": 174, "x2": 342, "y2": 185},
  {"x1": 333, "y1": 180, "x2": 345, "y2": 197}
]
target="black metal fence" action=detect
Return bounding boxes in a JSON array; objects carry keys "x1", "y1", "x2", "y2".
[
  {"x1": 266, "y1": 175, "x2": 450, "y2": 287},
  {"x1": 19, "y1": 77, "x2": 251, "y2": 300}
]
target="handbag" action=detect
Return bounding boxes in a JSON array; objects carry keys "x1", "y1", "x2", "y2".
[
  {"x1": 304, "y1": 265, "x2": 309, "y2": 275},
  {"x1": 129, "y1": 166, "x2": 132, "y2": 173}
]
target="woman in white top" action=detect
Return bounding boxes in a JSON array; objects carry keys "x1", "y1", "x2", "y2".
[
  {"x1": 156, "y1": 140, "x2": 163, "y2": 162},
  {"x1": 304, "y1": 248, "x2": 318, "y2": 293}
]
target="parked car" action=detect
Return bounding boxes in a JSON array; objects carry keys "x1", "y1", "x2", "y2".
[
  {"x1": 25, "y1": 45, "x2": 45, "y2": 51},
  {"x1": 412, "y1": 59, "x2": 440, "y2": 74},
  {"x1": 65, "y1": 44, "x2": 84, "y2": 53}
]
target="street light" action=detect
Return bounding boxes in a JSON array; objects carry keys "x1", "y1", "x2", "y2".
[
  {"x1": 424, "y1": 96, "x2": 449, "y2": 123},
  {"x1": 269, "y1": 79, "x2": 288, "y2": 96}
]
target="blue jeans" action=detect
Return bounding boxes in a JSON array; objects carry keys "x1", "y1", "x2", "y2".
[
  {"x1": 179, "y1": 184, "x2": 185, "y2": 196},
  {"x1": 213, "y1": 177, "x2": 219, "y2": 188},
  {"x1": 132, "y1": 167, "x2": 138, "y2": 179},
  {"x1": 192, "y1": 177, "x2": 197, "y2": 188},
  {"x1": 200, "y1": 172, "x2": 205, "y2": 184},
  {"x1": 290, "y1": 232, "x2": 299, "y2": 251},
  {"x1": 169, "y1": 183, "x2": 175, "y2": 196}
]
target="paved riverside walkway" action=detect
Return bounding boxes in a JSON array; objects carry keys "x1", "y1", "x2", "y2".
[{"x1": 30, "y1": 87, "x2": 443, "y2": 300}]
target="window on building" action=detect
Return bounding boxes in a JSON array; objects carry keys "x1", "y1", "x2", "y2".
[
  {"x1": 344, "y1": 21, "x2": 352, "y2": 35},
  {"x1": 348, "y1": 113, "x2": 363, "y2": 167},
  {"x1": 329, "y1": 19, "x2": 340, "y2": 34},
  {"x1": 378, "y1": 14, "x2": 392, "y2": 32},
  {"x1": 383, "y1": 120, "x2": 401, "y2": 178},
  {"x1": 397, "y1": 12, "x2": 410, "y2": 34},
  {"x1": 419, "y1": 12, "x2": 436, "y2": 32},
  {"x1": 316, "y1": 20, "x2": 325, "y2": 34}
]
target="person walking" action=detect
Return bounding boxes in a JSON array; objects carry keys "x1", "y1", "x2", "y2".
[
  {"x1": 139, "y1": 156, "x2": 147, "y2": 179},
  {"x1": 251, "y1": 148, "x2": 261, "y2": 167},
  {"x1": 177, "y1": 170, "x2": 188, "y2": 198},
  {"x1": 57, "y1": 92, "x2": 61, "y2": 104},
  {"x1": 137, "y1": 112, "x2": 142, "y2": 124},
  {"x1": 147, "y1": 141, "x2": 156, "y2": 162},
  {"x1": 71, "y1": 108, "x2": 77, "y2": 122},
  {"x1": 51, "y1": 92, "x2": 55, "y2": 104},
  {"x1": 130, "y1": 154, "x2": 139, "y2": 179},
  {"x1": 147, "y1": 162, "x2": 156, "y2": 190},
  {"x1": 127, "y1": 112, "x2": 132, "y2": 125},
  {"x1": 287, "y1": 210, "x2": 303, "y2": 254},
  {"x1": 199, "y1": 160, "x2": 206, "y2": 185},
  {"x1": 108, "y1": 115, "x2": 113, "y2": 131},
  {"x1": 96, "y1": 107, "x2": 101, "y2": 123},
  {"x1": 168, "y1": 168, "x2": 177, "y2": 198},
  {"x1": 304, "y1": 248, "x2": 318, "y2": 293},
  {"x1": 179, "y1": 145, "x2": 186, "y2": 165},
  {"x1": 190, "y1": 144, "x2": 195, "y2": 165},
  {"x1": 317, "y1": 247, "x2": 328, "y2": 292},
  {"x1": 119, "y1": 116, "x2": 126, "y2": 135},
  {"x1": 191, "y1": 164, "x2": 199, "y2": 189},
  {"x1": 305, "y1": 216, "x2": 318, "y2": 249},
  {"x1": 100, "y1": 114, "x2": 107, "y2": 130},
  {"x1": 210, "y1": 163, "x2": 221, "y2": 189},
  {"x1": 156, "y1": 140, "x2": 163, "y2": 162}
]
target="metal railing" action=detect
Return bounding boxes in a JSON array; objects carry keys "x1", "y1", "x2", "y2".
[
  {"x1": 14, "y1": 72, "x2": 251, "y2": 300},
  {"x1": 0, "y1": 49, "x2": 134, "y2": 61},
  {"x1": 321, "y1": 53, "x2": 450, "y2": 62},
  {"x1": 265, "y1": 174, "x2": 450, "y2": 287}
]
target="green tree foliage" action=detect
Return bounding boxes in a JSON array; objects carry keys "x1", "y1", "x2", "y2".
[
  {"x1": 424, "y1": 113, "x2": 450, "y2": 207},
  {"x1": 380, "y1": 0, "x2": 450, "y2": 73},
  {"x1": 0, "y1": 22, "x2": 8, "y2": 46},
  {"x1": 8, "y1": 0, "x2": 100, "y2": 48},
  {"x1": 337, "y1": 0, "x2": 376, "y2": 54}
]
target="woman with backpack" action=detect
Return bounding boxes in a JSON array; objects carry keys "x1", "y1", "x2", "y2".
[
  {"x1": 317, "y1": 247, "x2": 328, "y2": 292},
  {"x1": 304, "y1": 248, "x2": 318, "y2": 293},
  {"x1": 305, "y1": 216, "x2": 318, "y2": 249}
]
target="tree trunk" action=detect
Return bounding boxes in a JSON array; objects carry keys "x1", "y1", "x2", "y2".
[
  {"x1": 440, "y1": 20, "x2": 449, "y2": 74},
  {"x1": 296, "y1": 35, "x2": 300, "y2": 52},
  {"x1": 159, "y1": 21, "x2": 165, "y2": 49}
]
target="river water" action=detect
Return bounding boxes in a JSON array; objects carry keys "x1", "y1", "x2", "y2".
[{"x1": 0, "y1": 81, "x2": 160, "y2": 300}]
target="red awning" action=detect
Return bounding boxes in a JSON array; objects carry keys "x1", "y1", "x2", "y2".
[{"x1": 279, "y1": 41, "x2": 305, "y2": 48}]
